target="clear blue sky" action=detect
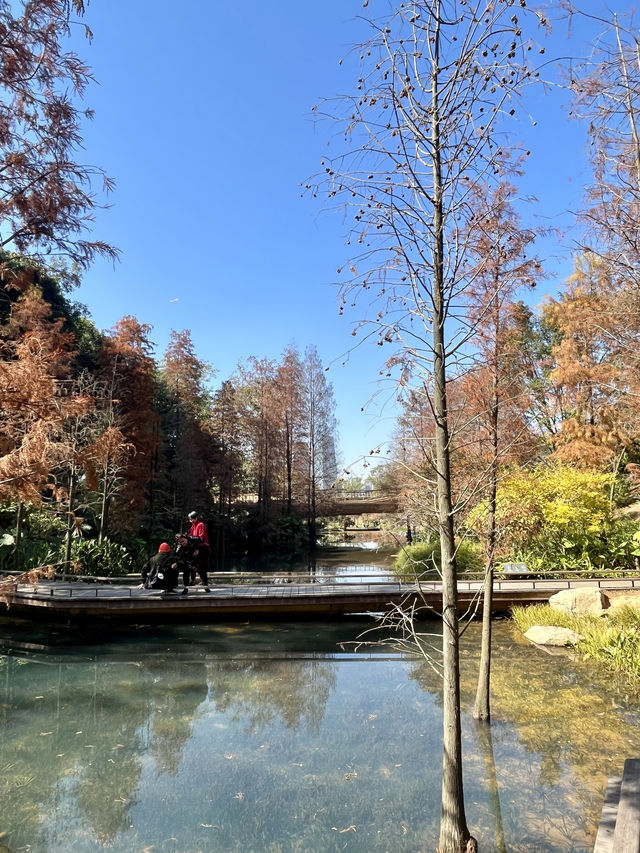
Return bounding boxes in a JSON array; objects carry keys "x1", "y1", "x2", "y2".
[{"x1": 67, "y1": 1, "x2": 627, "y2": 474}]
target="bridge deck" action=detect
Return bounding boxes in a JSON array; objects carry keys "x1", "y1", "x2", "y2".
[{"x1": 3, "y1": 576, "x2": 639, "y2": 621}]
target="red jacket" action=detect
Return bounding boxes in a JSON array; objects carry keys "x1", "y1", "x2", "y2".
[{"x1": 189, "y1": 519, "x2": 209, "y2": 546}]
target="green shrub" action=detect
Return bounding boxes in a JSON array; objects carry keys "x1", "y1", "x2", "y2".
[
  {"x1": 394, "y1": 538, "x2": 484, "y2": 577},
  {"x1": 62, "y1": 538, "x2": 136, "y2": 577},
  {"x1": 512, "y1": 519, "x2": 640, "y2": 577}
]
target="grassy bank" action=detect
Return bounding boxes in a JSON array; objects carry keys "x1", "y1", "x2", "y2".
[{"x1": 512, "y1": 604, "x2": 640, "y2": 684}]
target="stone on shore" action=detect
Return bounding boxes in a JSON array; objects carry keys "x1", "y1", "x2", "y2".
[
  {"x1": 606, "y1": 591, "x2": 640, "y2": 614},
  {"x1": 548, "y1": 587, "x2": 609, "y2": 616},
  {"x1": 524, "y1": 625, "x2": 584, "y2": 646}
]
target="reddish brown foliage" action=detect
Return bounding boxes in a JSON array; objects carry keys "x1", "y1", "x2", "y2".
[{"x1": 0, "y1": 0, "x2": 117, "y2": 279}]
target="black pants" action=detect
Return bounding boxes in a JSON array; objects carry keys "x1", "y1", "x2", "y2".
[{"x1": 186, "y1": 548, "x2": 209, "y2": 586}]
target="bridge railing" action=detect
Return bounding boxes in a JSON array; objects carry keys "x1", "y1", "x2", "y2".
[
  {"x1": 235, "y1": 490, "x2": 396, "y2": 503},
  {"x1": 320, "y1": 489, "x2": 393, "y2": 501},
  {"x1": 14, "y1": 570, "x2": 640, "y2": 600}
]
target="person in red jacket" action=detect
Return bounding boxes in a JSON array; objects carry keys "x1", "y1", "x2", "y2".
[
  {"x1": 188, "y1": 511, "x2": 209, "y2": 547},
  {"x1": 186, "y1": 510, "x2": 211, "y2": 590}
]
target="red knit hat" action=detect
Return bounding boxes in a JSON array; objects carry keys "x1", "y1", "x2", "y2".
[{"x1": 158, "y1": 542, "x2": 171, "y2": 553}]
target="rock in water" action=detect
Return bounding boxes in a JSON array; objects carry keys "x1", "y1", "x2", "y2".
[{"x1": 524, "y1": 625, "x2": 584, "y2": 646}]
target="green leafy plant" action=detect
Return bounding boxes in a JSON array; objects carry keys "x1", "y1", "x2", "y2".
[
  {"x1": 61, "y1": 538, "x2": 136, "y2": 577},
  {"x1": 394, "y1": 538, "x2": 484, "y2": 578}
]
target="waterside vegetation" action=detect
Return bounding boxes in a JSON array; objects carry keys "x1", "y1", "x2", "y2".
[{"x1": 512, "y1": 602, "x2": 640, "y2": 685}]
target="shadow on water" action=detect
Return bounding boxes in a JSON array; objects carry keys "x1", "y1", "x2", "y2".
[{"x1": 1, "y1": 602, "x2": 640, "y2": 850}]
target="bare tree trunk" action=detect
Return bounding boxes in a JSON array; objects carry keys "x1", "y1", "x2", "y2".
[
  {"x1": 432, "y1": 10, "x2": 473, "y2": 849},
  {"x1": 98, "y1": 453, "x2": 110, "y2": 545},
  {"x1": 13, "y1": 501, "x2": 23, "y2": 571},
  {"x1": 285, "y1": 413, "x2": 293, "y2": 514},
  {"x1": 474, "y1": 308, "x2": 500, "y2": 723},
  {"x1": 64, "y1": 463, "x2": 77, "y2": 568}
]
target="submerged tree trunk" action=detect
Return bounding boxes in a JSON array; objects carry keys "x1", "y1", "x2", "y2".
[{"x1": 475, "y1": 720, "x2": 507, "y2": 853}]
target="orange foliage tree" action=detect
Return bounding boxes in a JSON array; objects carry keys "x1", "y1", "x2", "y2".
[
  {"x1": 0, "y1": 285, "x2": 77, "y2": 503},
  {"x1": 97, "y1": 316, "x2": 158, "y2": 535},
  {"x1": 543, "y1": 254, "x2": 632, "y2": 470},
  {"x1": 0, "y1": 0, "x2": 117, "y2": 281}
]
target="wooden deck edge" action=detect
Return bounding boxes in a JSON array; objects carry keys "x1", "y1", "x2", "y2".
[
  {"x1": 2, "y1": 587, "x2": 555, "y2": 621},
  {"x1": 611, "y1": 758, "x2": 640, "y2": 853},
  {"x1": 594, "y1": 776, "x2": 622, "y2": 853}
]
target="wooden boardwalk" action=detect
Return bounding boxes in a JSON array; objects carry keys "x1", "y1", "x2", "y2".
[
  {"x1": 594, "y1": 759, "x2": 640, "y2": 853},
  {"x1": 4, "y1": 575, "x2": 640, "y2": 621}
]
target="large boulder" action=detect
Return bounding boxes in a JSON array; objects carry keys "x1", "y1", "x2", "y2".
[
  {"x1": 524, "y1": 625, "x2": 584, "y2": 646},
  {"x1": 606, "y1": 592, "x2": 640, "y2": 614},
  {"x1": 548, "y1": 587, "x2": 609, "y2": 617}
]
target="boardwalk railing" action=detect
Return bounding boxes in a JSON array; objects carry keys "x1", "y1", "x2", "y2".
[{"x1": 15, "y1": 571, "x2": 640, "y2": 600}]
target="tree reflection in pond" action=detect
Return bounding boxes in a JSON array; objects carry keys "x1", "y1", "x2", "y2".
[
  {"x1": 0, "y1": 620, "x2": 639, "y2": 852},
  {"x1": 206, "y1": 658, "x2": 336, "y2": 733},
  {"x1": 409, "y1": 621, "x2": 640, "y2": 852}
]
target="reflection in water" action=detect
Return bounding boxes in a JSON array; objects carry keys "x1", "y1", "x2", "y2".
[
  {"x1": 475, "y1": 720, "x2": 507, "y2": 853},
  {"x1": 0, "y1": 618, "x2": 639, "y2": 852}
]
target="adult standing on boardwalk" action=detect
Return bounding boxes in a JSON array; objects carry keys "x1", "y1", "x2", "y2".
[{"x1": 187, "y1": 511, "x2": 211, "y2": 590}]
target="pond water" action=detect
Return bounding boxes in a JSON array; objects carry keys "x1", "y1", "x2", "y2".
[{"x1": 1, "y1": 554, "x2": 640, "y2": 853}]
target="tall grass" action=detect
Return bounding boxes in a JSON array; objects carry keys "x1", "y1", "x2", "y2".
[{"x1": 512, "y1": 604, "x2": 640, "y2": 685}]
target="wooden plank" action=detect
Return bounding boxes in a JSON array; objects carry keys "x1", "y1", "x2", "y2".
[
  {"x1": 593, "y1": 776, "x2": 621, "y2": 853},
  {"x1": 612, "y1": 759, "x2": 640, "y2": 853}
]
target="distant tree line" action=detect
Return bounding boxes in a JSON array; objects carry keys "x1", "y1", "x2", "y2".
[{"x1": 0, "y1": 256, "x2": 339, "y2": 571}]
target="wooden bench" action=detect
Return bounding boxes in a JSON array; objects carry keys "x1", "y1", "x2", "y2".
[{"x1": 594, "y1": 759, "x2": 640, "y2": 853}]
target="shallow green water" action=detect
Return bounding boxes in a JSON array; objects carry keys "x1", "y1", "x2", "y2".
[{"x1": 0, "y1": 614, "x2": 638, "y2": 853}]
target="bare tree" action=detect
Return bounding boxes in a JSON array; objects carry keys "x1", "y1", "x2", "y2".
[
  {"x1": 311, "y1": 2, "x2": 545, "y2": 849},
  {"x1": 300, "y1": 345, "x2": 338, "y2": 547},
  {"x1": 568, "y1": 8, "x2": 640, "y2": 287}
]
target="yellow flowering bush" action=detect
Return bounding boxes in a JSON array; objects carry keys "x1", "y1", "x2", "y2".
[{"x1": 467, "y1": 465, "x2": 639, "y2": 573}]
